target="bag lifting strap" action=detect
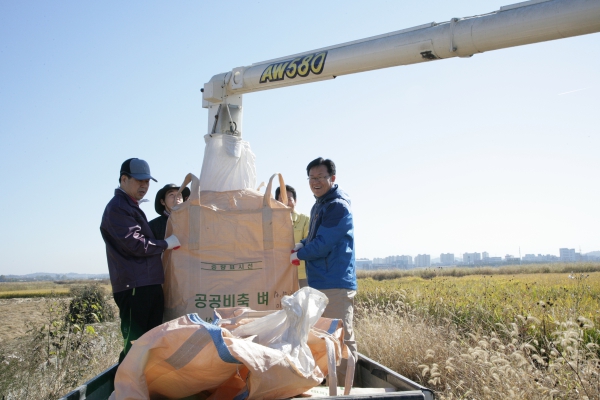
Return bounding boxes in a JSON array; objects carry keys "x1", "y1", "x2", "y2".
[
  {"x1": 176, "y1": 173, "x2": 201, "y2": 250},
  {"x1": 262, "y1": 173, "x2": 287, "y2": 250}
]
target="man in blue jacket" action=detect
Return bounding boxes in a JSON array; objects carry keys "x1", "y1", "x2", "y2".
[
  {"x1": 100, "y1": 158, "x2": 180, "y2": 362},
  {"x1": 290, "y1": 157, "x2": 357, "y2": 380}
]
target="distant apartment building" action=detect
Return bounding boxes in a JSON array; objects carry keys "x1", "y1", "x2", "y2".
[
  {"x1": 505, "y1": 254, "x2": 520, "y2": 264},
  {"x1": 542, "y1": 254, "x2": 560, "y2": 262},
  {"x1": 398, "y1": 255, "x2": 413, "y2": 266},
  {"x1": 415, "y1": 254, "x2": 431, "y2": 267},
  {"x1": 355, "y1": 258, "x2": 373, "y2": 270},
  {"x1": 462, "y1": 252, "x2": 481, "y2": 265},
  {"x1": 482, "y1": 252, "x2": 489, "y2": 259},
  {"x1": 559, "y1": 248, "x2": 576, "y2": 262},
  {"x1": 580, "y1": 253, "x2": 600, "y2": 261},
  {"x1": 440, "y1": 253, "x2": 454, "y2": 265},
  {"x1": 373, "y1": 255, "x2": 413, "y2": 267},
  {"x1": 522, "y1": 253, "x2": 560, "y2": 263},
  {"x1": 384, "y1": 256, "x2": 394, "y2": 264}
]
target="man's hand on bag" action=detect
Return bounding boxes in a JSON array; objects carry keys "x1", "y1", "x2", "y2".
[
  {"x1": 293, "y1": 243, "x2": 304, "y2": 252},
  {"x1": 290, "y1": 251, "x2": 300, "y2": 266},
  {"x1": 165, "y1": 235, "x2": 181, "y2": 250}
]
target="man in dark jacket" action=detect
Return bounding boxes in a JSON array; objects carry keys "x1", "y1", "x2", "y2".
[
  {"x1": 290, "y1": 157, "x2": 357, "y2": 382},
  {"x1": 149, "y1": 184, "x2": 191, "y2": 240},
  {"x1": 100, "y1": 158, "x2": 180, "y2": 362}
]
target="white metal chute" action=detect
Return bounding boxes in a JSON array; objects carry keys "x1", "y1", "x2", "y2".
[
  {"x1": 202, "y1": 0, "x2": 600, "y2": 104},
  {"x1": 459, "y1": 0, "x2": 600, "y2": 54}
]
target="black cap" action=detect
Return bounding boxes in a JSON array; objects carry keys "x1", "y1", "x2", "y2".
[
  {"x1": 155, "y1": 184, "x2": 191, "y2": 215},
  {"x1": 120, "y1": 158, "x2": 157, "y2": 182}
]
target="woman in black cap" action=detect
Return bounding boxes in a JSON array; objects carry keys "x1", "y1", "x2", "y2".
[{"x1": 148, "y1": 184, "x2": 191, "y2": 240}]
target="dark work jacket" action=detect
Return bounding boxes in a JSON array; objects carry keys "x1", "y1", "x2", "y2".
[
  {"x1": 148, "y1": 214, "x2": 168, "y2": 240},
  {"x1": 100, "y1": 189, "x2": 168, "y2": 293},
  {"x1": 297, "y1": 184, "x2": 357, "y2": 291}
]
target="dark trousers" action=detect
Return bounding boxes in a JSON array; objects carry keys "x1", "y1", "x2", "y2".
[{"x1": 113, "y1": 284, "x2": 164, "y2": 363}]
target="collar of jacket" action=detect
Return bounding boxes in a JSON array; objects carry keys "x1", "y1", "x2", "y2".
[
  {"x1": 315, "y1": 184, "x2": 339, "y2": 204},
  {"x1": 115, "y1": 188, "x2": 139, "y2": 207},
  {"x1": 115, "y1": 188, "x2": 150, "y2": 207}
]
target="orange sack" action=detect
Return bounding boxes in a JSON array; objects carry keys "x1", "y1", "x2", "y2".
[
  {"x1": 162, "y1": 172, "x2": 298, "y2": 323},
  {"x1": 109, "y1": 288, "x2": 352, "y2": 399}
]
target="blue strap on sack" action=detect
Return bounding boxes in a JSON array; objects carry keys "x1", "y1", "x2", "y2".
[
  {"x1": 188, "y1": 313, "x2": 241, "y2": 364},
  {"x1": 327, "y1": 319, "x2": 340, "y2": 335}
]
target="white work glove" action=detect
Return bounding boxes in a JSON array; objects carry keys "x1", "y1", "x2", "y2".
[
  {"x1": 165, "y1": 235, "x2": 181, "y2": 250},
  {"x1": 290, "y1": 251, "x2": 300, "y2": 266},
  {"x1": 293, "y1": 242, "x2": 304, "y2": 251}
]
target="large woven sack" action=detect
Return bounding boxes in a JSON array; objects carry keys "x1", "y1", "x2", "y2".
[
  {"x1": 224, "y1": 287, "x2": 330, "y2": 399},
  {"x1": 110, "y1": 288, "x2": 332, "y2": 400},
  {"x1": 213, "y1": 291, "x2": 356, "y2": 396},
  {"x1": 212, "y1": 308, "x2": 350, "y2": 382},
  {"x1": 109, "y1": 313, "x2": 242, "y2": 399},
  {"x1": 162, "y1": 172, "x2": 298, "y2": 322}
]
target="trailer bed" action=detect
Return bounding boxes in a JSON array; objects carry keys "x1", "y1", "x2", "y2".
[{"x1": 60, "y1": 353, "x2": 433, "y2": 399}]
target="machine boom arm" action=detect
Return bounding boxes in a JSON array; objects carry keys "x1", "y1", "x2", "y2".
[{"x1": 202, "y1": 0, "x2": 600, "y2": 135}]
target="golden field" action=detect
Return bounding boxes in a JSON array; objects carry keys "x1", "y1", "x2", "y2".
[
  {"x1": 0, "y1": 280, "x2": 112, "y2": 299},
  {"x1": 355, "y1": 264, "x2": 600, "y2": 399},
  {"x1": 2, "y1": 265, "x2": 600, "y2": 399},
  {"x1": 357, "y1": 271, "x2": 600, "y2": 334}
]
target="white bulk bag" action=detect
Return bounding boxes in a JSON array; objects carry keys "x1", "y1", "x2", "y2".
[{"x1": 199, "y1": 133, "x2": 256, "y2": 192}]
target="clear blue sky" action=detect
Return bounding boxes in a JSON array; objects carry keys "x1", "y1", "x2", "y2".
[{"x1": 1, "y1": 1, "x2": 598, "y2": 275}]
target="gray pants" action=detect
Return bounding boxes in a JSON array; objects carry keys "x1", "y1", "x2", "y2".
[{"x1": 319, "y1": 288, "x2": 357, "y2": 383}]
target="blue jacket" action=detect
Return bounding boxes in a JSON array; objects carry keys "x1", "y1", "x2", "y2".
[
  {"x1": 100, "y1": 189, "x2": 167, "y2": 293},
  {"x1": 297, "y1": 184, "x2": 357, "y2": 290}
]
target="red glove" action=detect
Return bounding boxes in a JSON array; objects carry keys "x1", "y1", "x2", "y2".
[{"x1": 290, "y1": 250, "x2": 300, "y2": 266}]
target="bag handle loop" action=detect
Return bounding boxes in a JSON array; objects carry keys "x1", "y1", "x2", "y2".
[
  {"x1": 344, "y1": 350, "x2": 356, "y2": 395},
  {"x1": 323, "y1": 335, "x2": 356, "y2": 395},
  {"x1": 174, "y1": 173, "x2": 201, "y2": 250},
  {"x1": 263, "y1": 173, "x2": 287, "y2": 208},
  {"x1": 177, "y1": 173, "x2": 200, "y2": 202},
  {"x1": 324, "y1": 337, "x2": 338, "y2": 396}
]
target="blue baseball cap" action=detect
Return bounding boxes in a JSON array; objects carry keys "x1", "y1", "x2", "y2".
[{"x1": 120, "y1": 158, "x2": 157, "y2": 182}]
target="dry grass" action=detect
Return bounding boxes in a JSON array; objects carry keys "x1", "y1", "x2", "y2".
[
  {"x1": 0, "y1": 297, "x2": 64, "y2": 341},
  {"x1": 355, "y1": 267, "x2": 600, "y2": 399},
  {"x1": 0, "y1": 285, "x2": 120, "y2": 399},
  {"x1": 357, "y1": 272, "x2": 600, "y2": 339},
  {"x1": 3, "y1": 267, "x2": 600, "y2": 399}
]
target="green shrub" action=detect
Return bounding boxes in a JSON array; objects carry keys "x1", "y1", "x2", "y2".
[{"x1": 68, "y1": 284, "x2": 115, "y2": 325}]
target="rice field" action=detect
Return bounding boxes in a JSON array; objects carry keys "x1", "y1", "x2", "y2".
[
  {"x1": 2, "y1": 266, "x2": 600, "y2": 399},
  {"x1": 355, "y1": 265, "x2": 600, "y2": 399},
  {"x1": 358, "y1": 271, "x2": 600, "y2": 335},
  {"x1": 0, "y1": 280, "x2": 112, "y2": 299}
]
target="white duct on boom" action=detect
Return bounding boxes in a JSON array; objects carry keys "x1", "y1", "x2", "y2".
[{"x1": 202, "y1": 0, "x2": 600, "y2": 110}]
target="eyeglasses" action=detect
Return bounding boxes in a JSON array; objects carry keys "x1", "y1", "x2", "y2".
[{"x1": 307, "y1": 176, "x2": 330, "y2": 183}]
